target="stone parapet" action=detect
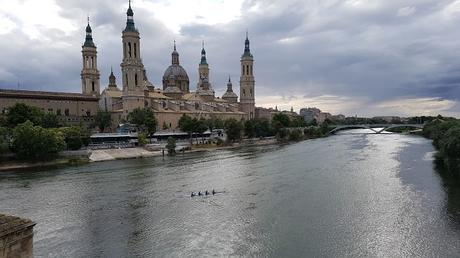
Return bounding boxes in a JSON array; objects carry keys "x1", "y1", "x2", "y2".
[{"x1": 0, "y1": 214, "x2": 36, "y2": 258}]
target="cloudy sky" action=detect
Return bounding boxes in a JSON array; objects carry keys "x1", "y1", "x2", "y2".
[{"x1": 1, "y1": 0, "x2": 460, "y2": 117}]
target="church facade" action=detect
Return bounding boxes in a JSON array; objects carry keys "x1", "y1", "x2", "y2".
[{"x1": 100, "y1": 2, "x2": 255, "y2": 129}]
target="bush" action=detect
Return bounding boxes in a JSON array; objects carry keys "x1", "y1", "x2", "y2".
[
  {"x1": 288, "y1": 129, "x2": 303, "y2": 141},
  {"x1": 59, "y1": 126, "x2": 89, "y2": 150},
  {"x1": 225, "y1": 118, "x2": 243, "y2": 143},
  {"x1": 0, "y1": 127, "x2": 10, "y2": 155},
  {"x1": 12, "y1": 121, "x2": 65, "y2": 159},
  {"x1": 165, "y1": 137, "x2": 176, "y2": 155},
  {"x1": 138, "y1": 133, "x2": 148, "y2": 146}
]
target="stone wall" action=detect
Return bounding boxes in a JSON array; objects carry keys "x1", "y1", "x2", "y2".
[{"x1": 0, "y1": 214, "x2": 36, "y2": 258}]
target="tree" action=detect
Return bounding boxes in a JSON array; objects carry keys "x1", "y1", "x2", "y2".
[
  {"x1": 272, "y1": 113, "x2": 291, "y2": 136},
  {"x1": 288, "y1": 129, "x2": 303, "y2": 141},
  {"x1": 93, "y1": 111, "x2": 112, "y2": 132},
  {"x1": 178, "y1": 115, "x2": 195, "y2": 144},
  {"x1": 272, "y1": 113, "x2": 291, "y2": 128},
  {"x1": 255, "y1": 118, "x2": 273, "y2": 137},
  {"x1": 12, "y1": 121, "x2": 65, "y2": 159},
  {"x1": 42, "y1": 113, "x2": 61, "y2": 128},
  {"x1": 290, "y1": 116, "x2": 307, "y2": 127},
  {"x1": 225, "y1": 118, "x2": 243, "y2": 143},
  {"x1": 0, "y1": 127, "x2": 10, "y2": 155},
  {"x1": 138, "y1": 133, "x2": 148, "y2": 146},
  {"x1": 165, "y1": 137, "x2": 176, "y2": 155},
  {"x1": 59, "y1": 126, "x2": 87, "y2": 150},
  {"x1": 128, "y1": 107, "x2": 158, "y2": 141},
  {"x1": 244, "y1": 119, "x2": 257, "y2": 138},
  {"x1": 6, "y1": 103, "x2": 44, "y2": 127},
  {"x1": 196, "y1": 118, "x2": 208, "y2": 143}
]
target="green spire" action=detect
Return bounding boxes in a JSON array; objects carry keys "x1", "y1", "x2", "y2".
[
  {"x1": 200, "y1": 40, "x2": 208, "y2": 65},
  {"x1": 124, "y1": 0, "x2": 136, "y2": 32},
  {"x1": 83, "y1": 17, "x2": 95, "y2": 47},
  {"x1": 243, "y1": 31, "x2": 252, "y2": 58}
]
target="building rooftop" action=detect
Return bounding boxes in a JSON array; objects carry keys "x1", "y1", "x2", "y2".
[{"x1": 0, "y1": 89, "x2": 99, "y2": 101}]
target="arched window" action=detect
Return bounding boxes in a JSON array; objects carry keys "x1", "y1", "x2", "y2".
[
  {"x1": 126, "y1": 74, "x2": 129, "y2": 86},
  {"x1": 250, "y1": 89, "x2": 252, "y2": 96},
  {"x1": 123, "y1": 43, "x2": 126, "y2": 58},
  {"x1": 90, "y1": 57, "x2": 94, "y2": 68},
  {"x1": 128, "y1": 42, "x2": 132, "y2": 58},
  {"x1": 134, "y1": 43, "x2": 137, "y2": 58},
  {"x1": 135, "y1": 73, "x2": 138, "y2": 86},
  {"x1": 92, "y1": 81, "x2": 95, "y2": 92},
  {"x1": 243, "y1": 89, "x2": 246, "y2": 97},
  {"x1": 250, "y1": 65, "x2": 253, "y2": 75}
]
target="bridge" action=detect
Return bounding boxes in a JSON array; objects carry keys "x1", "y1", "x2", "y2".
[{"x1": 327, "y1": 124, "x2": 424, "y2": 135}]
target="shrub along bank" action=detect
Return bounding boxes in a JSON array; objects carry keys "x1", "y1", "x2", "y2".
[{"x1": 423, "y1": 118, "x2": 460, "y2": 177}]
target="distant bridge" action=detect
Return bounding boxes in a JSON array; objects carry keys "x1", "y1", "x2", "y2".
[{"x1": 328, "y1": 124, "x2": 424, "y2": 135}]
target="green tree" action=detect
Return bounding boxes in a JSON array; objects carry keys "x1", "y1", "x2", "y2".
[
  {"x1": 41, "y1": 113, "x2": 61, "y2": 128},
  {"x1": 288, "y1": 129, "x2": 303, "y2": 141},
  {"x1": 196, "y1": 118, "x2": 208, "y2": 143},
  {"x1": 93, "y1": 111, "x2": 112, "y2": 132},
  {"x1": 225, "y1": 118, "x2": 243, "y2": 143},
  {"x1": 59, "y1": 126, "x2": 87, "y2": 150},
  {"x1": 165, "y1": 136, "x2": 176, "y2": 155},
  {"x1": 12, "y1": 121, "x2": 65, "y2": 159},
  {"x1": 138, "y1": 133, "x2": 148, "y2": 146},
  {"x1": 256, "y1": 118, "x2": 273, "y2": 137},
  {"x1": 178, "y1": 115, "x2": 195, "y2": 144},
  {"x1": 290, "y1": 116, "x2": 307, "y2": 127},
  {"x1": 0, "y1": 127, "x2": 10, "y2": 155},
  {"x1": 272, "y1": 113, "x2": 291, "y2": 137},
  {"x1": 6, "y1": 103, "x2": 44, "y2": 127},
  {"x1": 128, "y1": 107, "x2": 158, "y2": 141},
  {"x1": 244, "y1": 119, "x2": 257, "y2": 138}
]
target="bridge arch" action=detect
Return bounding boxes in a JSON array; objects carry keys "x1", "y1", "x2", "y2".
[{"x1": 328, "y1": 124, "x2": 424, "y2": 135}]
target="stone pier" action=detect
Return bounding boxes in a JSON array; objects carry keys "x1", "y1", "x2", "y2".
[{"x1": 0, "y1": 214, "x2": 36, "y2": 258}]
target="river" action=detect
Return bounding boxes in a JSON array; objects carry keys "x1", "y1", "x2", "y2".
[{"x1": 1, "y1": 131, "x2": 459, "y2": 257}]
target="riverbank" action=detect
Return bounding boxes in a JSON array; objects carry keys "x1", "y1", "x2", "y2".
[{"x1": 0, "y1": 137, "x2": 279, "y2": 171}]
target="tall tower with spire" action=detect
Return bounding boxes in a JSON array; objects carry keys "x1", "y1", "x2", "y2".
[
  {"x1": 197, "y1": 41, "x2": 215, "y2": 101},
  {"x1": 81, "y1": 18, "x2": 100, "y2": 96},
  {"x1": 239, "y1": 32, "x2": 255, "y2": 119},
  {"x1": 121, "y1": 0, "x2": 147, "y2": 115}
]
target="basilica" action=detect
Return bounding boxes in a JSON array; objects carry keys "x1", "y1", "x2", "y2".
[
  {"x1": 0, "y1": 1, "x2": 258, "y2": 130},
  {"x1": 97, "y1": 1, "x2": 256, "y2": 129}
]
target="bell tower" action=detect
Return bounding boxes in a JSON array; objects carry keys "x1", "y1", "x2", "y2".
[
  {"x1": 239, "y1": 32, "x2": 255, "y2": 119},
  {"x1": 81, "y1": 18, "x2": 100, "y2": 96},
  {"x1": 121, "y1": 0, "x2": 147, "y2": 115}
]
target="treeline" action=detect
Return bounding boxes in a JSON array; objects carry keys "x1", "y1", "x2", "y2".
[
  {"x1": 177, "y1": 112, "x2": 327, "y2": 144},
  {"x1": 0, "y1": 103, "x2": 110, "y2": 160},
  {"x1": 423, "y1": 118, "x2": 460, "y2": 177}
]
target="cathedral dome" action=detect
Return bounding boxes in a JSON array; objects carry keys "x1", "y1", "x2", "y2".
[
  {"x1": 162, "y1": 65, "x2": 189, "y2": 81},
  {"x1": 163, "y1": 43, "x2": 190, "y2": 93}
]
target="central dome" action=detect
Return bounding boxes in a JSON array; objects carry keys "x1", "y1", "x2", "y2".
[
  {"x1": 163, "y1": 43, "x2": 190, "y2": 93},
  {"x1": 162, "y1": 65, "x2": 189, "y2": 93}
]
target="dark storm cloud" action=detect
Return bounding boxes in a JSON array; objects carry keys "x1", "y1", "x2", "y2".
[{"x1": 1, "y1": 0, "x2": 460, "y2": 116}]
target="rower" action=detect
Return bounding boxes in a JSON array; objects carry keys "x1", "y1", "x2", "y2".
[
  {"x1": 205, "y1": 190, "x2": 209, "y2": 195},
  {"x1": 191, "y1": 192, "x2": 195, "y2": 197},
  {"x1": 212, "y1": 189, "x2": 216, "y2": 195},
  {"x1": 198, "y1": 191, "x2": 202, "y2": 196}
]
